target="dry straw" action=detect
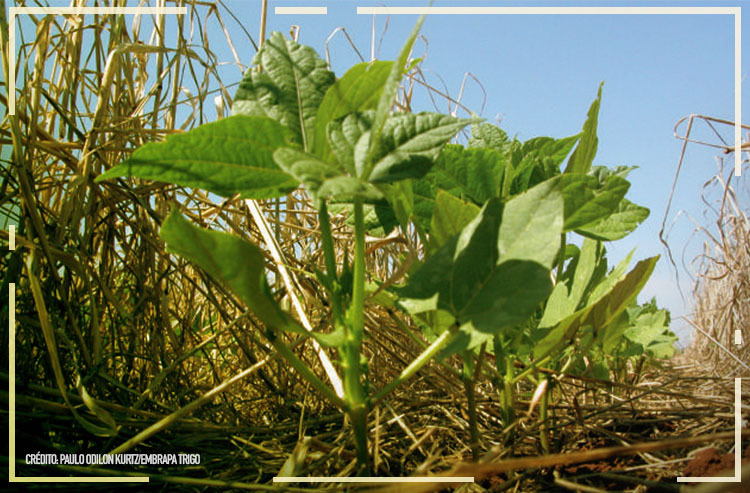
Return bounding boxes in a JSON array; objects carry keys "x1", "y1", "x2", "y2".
[{"x1": 687, "y1": 157, "x2": 750, "y2": 377}]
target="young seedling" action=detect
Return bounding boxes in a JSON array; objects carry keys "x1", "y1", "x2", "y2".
[{"x1": 97, "y1": 23, "x2": 674, "y2": 472}]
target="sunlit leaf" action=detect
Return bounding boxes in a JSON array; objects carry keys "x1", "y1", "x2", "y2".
[
  {"x1": 314, "y1": 61, "x2": 393, "y2": 158},
  {"x1": 233, "y1": 31, "x2": 335, "y2": 151},
  {"x1": 564, "y1": 82, "x2": 602, "y2": 174},
  {"x1": 399, "y1": 178, "x2": 564, "y2": 354},
  {"x1": 97, "y1": 116, "x2": 299, "y2": 199},
  {"x1": 160, "y1": 210, "x2": 294, "y2": 331}
]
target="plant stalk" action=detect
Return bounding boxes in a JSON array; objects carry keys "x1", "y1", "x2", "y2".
[
  {"x1": 510, "y1": 354, "x2": 552, "y2": 385},
  {"x1": 266, "y1": 332, "x2": 345, "y2": 410},
  {"x1": 370, "y1": 327, "x2": 455, "y2": 406},
  {"x1": 503, "y1": 356, "x2": 516, "y2": 427},
  {"x1": 351, "y1": 198, "x2": 366, "y2": 342},
  {"x1": 555, "y1": 233, "x2": 566, "y2": 283},
  {"x1": 462, "y1": 344, "x2": 485, "y2": 462},
  {"x1": 318, "y1": 200, "x2": 344, "y2": 322},
  {"x1": 346, "y1": 198, "x2": 369, "y2": 473}
]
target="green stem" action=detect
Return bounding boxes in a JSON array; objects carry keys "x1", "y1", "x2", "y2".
[
  {"x1": 318, "y1": 200, "x2": 344, "y2": 322},
  {"x1": 346, "y1": 198, "x2": 369, "y2": 473},
  {"x1": 502, "y1": 356, "x2": 516, "y2": 427},
  {"x1": 351, "y1": 198, "x2": 366, "y2": 339},
  {"x1": 266, "y1": 332, "x2": 345, "y2": 409},
  {"x1": 510, "y1": 354, "x2": 552, "y2": 385},
  {"x1": 387, "y1": 310, "x2": 463, "y2": 381},
  {"x1": 555, "y1": 233, "x2": 566, "y2": 283},
  {"x1": 349, "y1": 403, "x2": 369, "y2": 475},
  {"x1": 370, "y1": 327, "x2": 455, "y2": 406},
  {"x1": 463, "y1": 344, "x2": 485, "y2": 462}
]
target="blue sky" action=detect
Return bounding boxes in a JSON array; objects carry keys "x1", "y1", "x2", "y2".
[{"x1": 9, "y1": 0, "x2": 748, "y2": 346}]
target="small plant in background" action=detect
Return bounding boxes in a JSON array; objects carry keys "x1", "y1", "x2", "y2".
[{"x1": 97, "y1": 20, "x2": 676, "y2": 473}]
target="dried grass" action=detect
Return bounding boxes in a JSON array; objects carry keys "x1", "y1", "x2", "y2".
[{"x1": 685, "y1": 158, "x2": 750, "y2": 377}]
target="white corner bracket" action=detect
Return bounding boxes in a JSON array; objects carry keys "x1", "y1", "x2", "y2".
[{"x1": 677, "y1": 378, "x2": 743, "y2": 483}]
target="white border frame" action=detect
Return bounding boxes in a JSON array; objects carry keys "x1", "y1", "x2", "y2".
[{"x1": 6, "y1": 2, "x2": 743, "y2": 486}]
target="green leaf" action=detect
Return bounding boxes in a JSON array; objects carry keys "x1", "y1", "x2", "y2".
[
  {"x1": 565, "y1": 82, "x2": 604, "y2": 173},
  {"x1": 273, "y1": 144, "x2": 386, "y2": 203},
  {"x1": 624, "y1": 307, "x2": 677, "y2": 358},
  {"x1": 327, "y1": 110, "x2": 373, "y2": 176},
  {"x1": 232, "y1": 31, "x2": 335, "y2": 151},
  {"x1": 366, "y1": 281, "x2": 397, "y2": 309},
  {"x1": 538, "y1": 282, "x2": 572, "y2": 331},
  {"x1": 318, "y1": 176, "x2": 385, "y2": 202},
  {"x1": 412, "y1": 144, "x2": 506, "y2": 230},
  {"x1": 590, "y1": 357, "x2": 610, "y2": 381},
  {"x1": 96, "y1": 116, "x2": 299, "y2": 199},
  {"x1": 590, "y1": 165, "x2": 636, "y2": 184},
  {"x1": 539, "y1": 237, "x2": 600, "y2": 328},
  {"x1": 364, "y1": 13, "x2": 427, "y2": 179},
  {"x1": 468, "y1": 121, "x2": 510, "y2": 153},
  {"x1": 273, "y1": 147, "x2": 340, "y2": 197},
  {"x1": 367, "y1": 203, "x2": 399, "y2": 236},
  {"x1": 586, "y1": 256, "x2": 659, "y2": 335},
  {"x1": 576, "y1": 198, "x2": 650, "y2": 241},
  {"x1": 510, "y1": 135, "x2": 579, "y2": 194},
  {"x1": 383, "y1": 180, "x2": 414, "y2": 229},
  {"x1": 640, "y1": 335, "x2": 678, "y2": 359},
  {"x1": 159, "y1": 211, "x2": 293, "y2": 330},
  {"x1": 532, "y1": 256, "x2": 658, "y2": 360},
  {"x1": 588, "y1": 248, "x2": 634, "y2": 303},
  {"x1": 568, "y1": 239, "x2": 601, "y2": 312},
  {"x1": 284, "y1": 320, "x2": 347, "y2": 348},
  {"x1": 537, "y1": 135, "x2": 581, "y2": 168},
  {"x1": 620, "y1": 343, "x2": 645, "y2": 358},
  {"x1": 495, "y1": 178, "x2": 565, "y2": 268},
  {"x1": 600, "y1": 310, "x2": 631, "y2": 353},
  {"x1": 531, "y1": 305, "x2": 595, "y2": 361},
  {"x1": 429, "y1": 191, "x2": 480, "y2": 251},
  {"x1": 369, "y1": 113, "x2": 475, "y2": 183},
  {"x1": 313, "y1": 61, "x2": 394, "y2": 158},
  {"x1": 432, "y1": 144, "x2": 506, "y2": 203},
  {"x1": 560, "y1": 173, "x2": 630, "y2": 232},
  {"x1": 412, "y1": 179, "x2": 438, "y2": 231},
  {"x1": 399, "y1": 178, "x2": 564, "y2": 352},
  {"x1": 564, "y1": 82, "x2": 603, "y2": 174}
]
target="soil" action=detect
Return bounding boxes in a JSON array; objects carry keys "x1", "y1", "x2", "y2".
[{"x1": 681, "y1": 445, "x2": 750, "y2": 492}]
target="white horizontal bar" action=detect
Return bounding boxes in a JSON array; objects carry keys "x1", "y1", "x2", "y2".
[
  {"x1": 11, "y1": 7, "x2": 186, "y2": 14},
  {"x1": 357, "y1": 7, "x2": 739, "y2": 15},
  {"x1": 274, "y1": 7, "x2": 327, "y2": 15}
]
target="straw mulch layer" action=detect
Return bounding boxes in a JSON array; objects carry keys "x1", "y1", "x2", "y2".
[
  {"x1": 8, "y1": 359, "x2": 749, "y2": 491},
  {"x1": 1, "y1": 1, "x2": 748, "y2": 491}
]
